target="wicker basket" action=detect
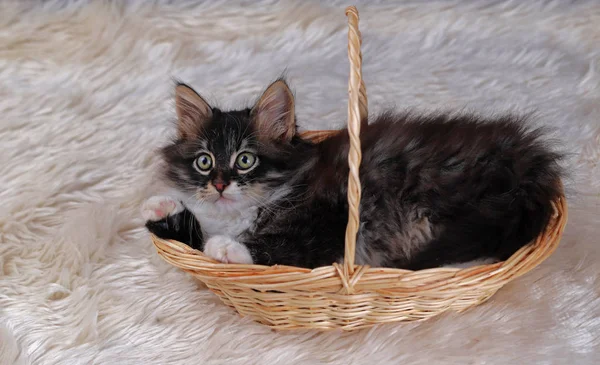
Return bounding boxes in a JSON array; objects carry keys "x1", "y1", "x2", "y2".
[{"x1": 151, "y1": 6, "x2": 568, "y2": 331}]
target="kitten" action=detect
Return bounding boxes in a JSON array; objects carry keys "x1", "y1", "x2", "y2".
[{"x1": 142, "y1": 79, "x2": 562, "y2": 270}]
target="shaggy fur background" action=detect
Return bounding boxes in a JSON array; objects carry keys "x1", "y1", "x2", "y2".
[{"x1": 1, "y1": 1, "x2": 599, "y2": 364}]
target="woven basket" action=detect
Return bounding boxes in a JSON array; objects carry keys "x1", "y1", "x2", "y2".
[{"x1": 151, "y1": 6, "x2": 568, "y2": 331}]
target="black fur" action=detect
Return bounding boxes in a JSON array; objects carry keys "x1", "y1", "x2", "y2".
[{"x1": 146, "y1": 208, "x2": 203, "y2": 249}]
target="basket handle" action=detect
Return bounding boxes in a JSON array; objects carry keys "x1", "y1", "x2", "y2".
[{"x1": 343, "y1": 6, "x2": 367, "y2": 278}]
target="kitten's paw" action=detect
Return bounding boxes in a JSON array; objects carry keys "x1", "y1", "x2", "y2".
[
  {"x1": 203, "y1": 235, "x2": 253, "y2": 264},
  {"x1": 141, "y1": 196, "x2": 184, "y2": 222}
]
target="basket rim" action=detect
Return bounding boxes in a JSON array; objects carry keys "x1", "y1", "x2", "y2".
[{"x1": 151, "y1": 192, "x2": 567, "y2": 295}]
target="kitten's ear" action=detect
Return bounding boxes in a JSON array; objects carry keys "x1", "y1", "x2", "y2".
[
  {"x1": 251, "y1": 80, "x2": 296, "y2": 142},
  {"x1": 175, "y1": 84, "x2": 213, "y2": 139}
]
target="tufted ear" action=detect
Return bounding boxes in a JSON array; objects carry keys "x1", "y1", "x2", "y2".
[
  {"x1": 251, "y1": 80, "x2": 296, "y2": 142},
  {"x1": 175, "y1": 83, "x2": 213, "y2": 139}
]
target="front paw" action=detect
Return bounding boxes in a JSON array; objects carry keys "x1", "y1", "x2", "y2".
[
  {"x1": 203, "y1": 235, "x2": 253, "y2": 264},
  {"x1": 141, "y1": 195, "x2": 184, "y2": 221}
]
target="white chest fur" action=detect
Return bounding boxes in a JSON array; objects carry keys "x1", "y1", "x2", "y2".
[
  {"x1": 163, "y1": 188, "x2": 258, "y2": 239},
  {"x1": 188, "y1": 203, "x2": 257, "y2": 239}
]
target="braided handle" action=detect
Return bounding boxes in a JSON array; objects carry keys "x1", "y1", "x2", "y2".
[{"x1": 343, "y1": 6, "x2": 367, "y2": 278}]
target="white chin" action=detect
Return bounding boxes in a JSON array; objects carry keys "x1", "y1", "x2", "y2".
[
  {"x1": 215, "y1": 196, "x2": 236, "y2": 205},
  {"x1": 212, "y1": 195, "x2": 247, "y2": 211}
]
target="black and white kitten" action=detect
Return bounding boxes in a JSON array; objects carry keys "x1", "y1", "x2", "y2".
[{"x1": 142, "y1": 79, "x2": 562, "y2": 270}]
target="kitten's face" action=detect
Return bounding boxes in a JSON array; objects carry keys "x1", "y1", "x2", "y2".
[
  {"x1": 164, "y1": 110, "x2": 276, "y2": 211},
  {"x1": 162, "y1": 80, "x2": 296, "y2": 213}
]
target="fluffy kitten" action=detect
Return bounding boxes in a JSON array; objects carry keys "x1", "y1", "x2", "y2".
[{"x1": 142, "y1": 79, "x2": 562, "y2": 270}]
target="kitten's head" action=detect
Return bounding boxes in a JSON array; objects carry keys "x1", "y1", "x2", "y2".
[{"x1": 162, "y1": 79, "x2": 299, "y2": 212}]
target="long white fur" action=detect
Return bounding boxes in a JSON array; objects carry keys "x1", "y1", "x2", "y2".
[
  {"x1": 164, "y1": 185, "x2": 260, "y2": 239},
  {"x1": 1, "y1": 1, "x2": 599, "y2": 364}
]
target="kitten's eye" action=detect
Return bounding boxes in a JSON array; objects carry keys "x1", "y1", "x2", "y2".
[
  {"x1": 235, "y1": 152, "x2": 257, "y2": 171},
  {"x1": 195, "y1": 153, "x2": 213, "y2": 172}
]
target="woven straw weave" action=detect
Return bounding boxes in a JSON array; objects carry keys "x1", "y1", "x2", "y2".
[{"x1": 151, "y1": 6, "x2": 567, "y2": 331}]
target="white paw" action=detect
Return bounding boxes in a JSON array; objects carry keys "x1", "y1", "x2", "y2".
[
  {"x1": 141, "y1": 196, "x2": 184, "y2": 221},
  {"x1": 203, "y1": 235, "x2": 253, "y2": 264}
]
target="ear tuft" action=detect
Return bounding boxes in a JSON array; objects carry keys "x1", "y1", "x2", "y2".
[
  {"x1": 251, "y1": 80, "x2": 296, "y2": 142},
  {"x1": 175, "y1": 83, "x2": 213, "y2": 139}
]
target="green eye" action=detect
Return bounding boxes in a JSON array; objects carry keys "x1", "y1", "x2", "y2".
[
  {"x1": 236, "y1": 152, "x2": 257, "y2": 170},
  {"x1": 195, "y1": 153, "x2": 213, "y2": 171}
]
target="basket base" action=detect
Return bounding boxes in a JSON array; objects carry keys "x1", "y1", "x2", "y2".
[{"x1": 205, "y1": 283, "x2": 501, "y2": 331}]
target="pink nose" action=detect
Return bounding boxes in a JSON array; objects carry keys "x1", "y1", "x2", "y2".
[{"x1": 214, "y1": 182, "x2": 228, "y2": 193}]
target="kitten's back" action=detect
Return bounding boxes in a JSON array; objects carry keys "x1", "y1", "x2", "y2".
[{"x1": 310, "y1": 112, "x2": 562, "y2": 269}]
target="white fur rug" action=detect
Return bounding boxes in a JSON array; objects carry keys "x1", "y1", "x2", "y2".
[{"x1": 1, "y1": 1, "x2": 599, "y2": 364}]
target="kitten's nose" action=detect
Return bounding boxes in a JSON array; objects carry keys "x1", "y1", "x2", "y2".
[{"x1": 214, "y1": 180, "x2": 229, "y2": 193}]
